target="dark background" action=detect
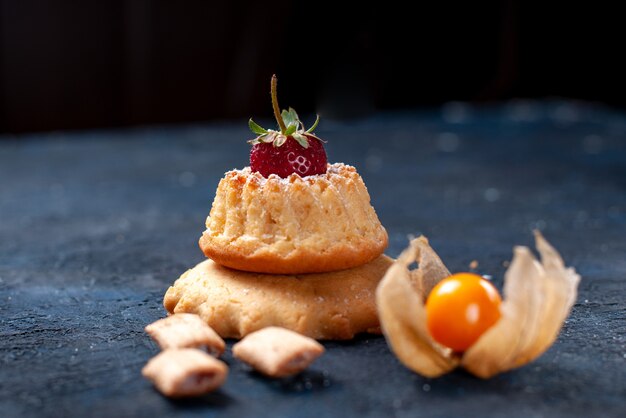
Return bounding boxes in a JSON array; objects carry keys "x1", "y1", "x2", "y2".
[
  {"x1": 1, "y1": 2, "x2": 625, "y2": 416},
  {"x1": 0, "y1": 0, "x2": 623, "y2": 133}
]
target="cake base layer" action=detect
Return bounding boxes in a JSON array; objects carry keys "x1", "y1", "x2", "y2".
[{"x1": 164, "y1": 255, "x2": 394, "y2": 340}]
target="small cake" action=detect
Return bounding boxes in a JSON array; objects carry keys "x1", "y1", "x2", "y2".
[
  {"x1": 199, "y1": 163, "x2": 388, "y2": 274},
  {"x1": 160, "y1": 75, "x2": 391, "y2": 341}
]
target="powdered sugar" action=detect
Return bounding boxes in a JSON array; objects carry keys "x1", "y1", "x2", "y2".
[{"x1": 225, "y1": 163, "x2": 353, "y2": 186}]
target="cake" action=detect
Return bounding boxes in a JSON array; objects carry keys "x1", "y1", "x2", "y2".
[
  {"x1": 199, "y1": 163, "x2": 388, "y2": 274},
  {"x1": 163, "y1": 75, "x2": 391, "y2": 339}
]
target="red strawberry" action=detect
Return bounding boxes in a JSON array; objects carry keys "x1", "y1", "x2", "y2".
[
  {"x1": 247, "y1": 75, "x2": 328, "y2": 178},
  {"x1": 250, "y1": 134, "x2": 327, "y2": 178}
]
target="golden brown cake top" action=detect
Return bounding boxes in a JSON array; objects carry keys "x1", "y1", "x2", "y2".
[
  {"x1": 200, "y1": 162, "x2": 388, "y2": 274},
  {"x1": 222, "y1": 162, "x2": 360, "y2": 187}
]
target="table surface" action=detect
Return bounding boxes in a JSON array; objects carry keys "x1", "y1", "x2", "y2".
[{"x1": 1, "y1": 101, "x2": 625, "y2": 418}]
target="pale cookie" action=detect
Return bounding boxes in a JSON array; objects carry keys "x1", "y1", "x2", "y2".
[
  {"x1": 145, "y1": 313, "x2": 225, "y2": 356},
  {"x1": 164, "y1": 255, "x2": 394, "y2": 340},
  {"x1": 142, "y1": 348, "x2": 228, "y2": 398},
  {"x1": 233, "y1": 327, "x2": 324, "y2": 377}
]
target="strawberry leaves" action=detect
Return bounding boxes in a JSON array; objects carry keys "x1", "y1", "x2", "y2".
[
  {"x1": 247, "y1": 75, "x2": 325, "y2": 148},
  {"x1": 247, "y1": 112, "x2": 320, "y2": 147},
  {"x1": 305, "y1": 115, "x2": 319, "y2": 133},
  {"x1": 281, "y1": 107, "x2": 300, "y2": 132},
  {"x1": 248, "y1": 119, "x2": 268, "y2": 135},
  {"x1": 291, "y1": 132, "x2": 309, "y2": 148},
  {"x1": 284, "y1": 123, "x2": 297, "y2": 136}
]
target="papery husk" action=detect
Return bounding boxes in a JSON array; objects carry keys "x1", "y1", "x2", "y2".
[
  {"x1": 375, "y1": 237, "x2": 459, "y2": 378},
  {"x1": 462, "y1": 231, "x2": 580, "y2": 377},
  {"x1": 376, "y1": 231, "x2": 580, "y2": 379}
]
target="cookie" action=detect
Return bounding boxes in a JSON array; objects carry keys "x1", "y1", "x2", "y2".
[
  {"x1": 145, "y1": 313, "x2": 225, "y2": 356},
  {"x1": 142, "y1": 348, "x2": 228, "y2": 397},
  {"x1": 164, "y1": 255, "x2": 394, "y2": 340},
  {"x1": 233, "y1": 327, "x2": 324, "y2": 377}
]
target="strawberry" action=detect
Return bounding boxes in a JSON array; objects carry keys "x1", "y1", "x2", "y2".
[
  {"x1": 248, "y1": 75, "x2": 328, "y2": 178},
  {"x1": 250, "y1": 134, "x2": 327, "y2": 178}
]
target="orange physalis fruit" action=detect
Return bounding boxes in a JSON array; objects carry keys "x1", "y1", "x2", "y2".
[{"x1": 426, "y1": 273, "x2": 501, "y2": 352}]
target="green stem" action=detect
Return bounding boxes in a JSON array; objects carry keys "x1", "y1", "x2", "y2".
[{"x1": 271, "y1": 75, "x2": 287, "y2": 133}]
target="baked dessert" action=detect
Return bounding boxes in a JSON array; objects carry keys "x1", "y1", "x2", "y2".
[
  {"x1": 198, "y1": 75, "x2": 387, "y2": 274},
  {"x1": 164, "y1": 255, "x2": 393, "y2": 340},
  {"x1": 142, "y1": 348, "x2": 228, "y2": 397},
  {"x1": 145, "y1": 313, "x2": 225, "y2": 355},
  {"x1": 199, "y1": 163, "x2": 388, "y2": 274},
  {"x1": 233, "y1": 327, "x2": 325, "y2": 377},
  {"x1": 158, "y1": 75, "x2": 391, "y2": 341}
]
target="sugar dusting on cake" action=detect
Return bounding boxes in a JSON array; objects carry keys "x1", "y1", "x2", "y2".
[{"x1": 224, "y1": 163, "x2": 355, "y2": 185}]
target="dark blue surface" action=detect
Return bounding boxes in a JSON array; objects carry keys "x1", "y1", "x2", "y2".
[{"x1": 1, "y1": 101, "x2": 625, "y2": 417}]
